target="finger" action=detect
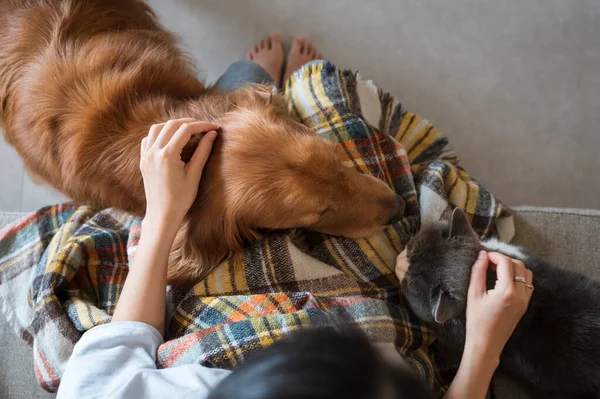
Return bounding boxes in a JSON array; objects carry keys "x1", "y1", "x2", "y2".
[
  {"x1": 511, "y1": 259, "x2": 527, "y2": 296},
  {"x1": 155, "y1": 118, "x2": 198, "y2": 148},
  {"x1": 525, "y1": 268, "x2": 534, "y2": 299},
  {"x1": 525, "y1": 268, "x2": 533, "y2": 284},
  {"x1": 468, "y1": 250, "x2": 489, "y2": 299},
  {"x1": 139, "y1": 137, "x2": 148, "y2": 169},
  {"x1": 512, "y1": 259, "x2": 526, "y2": 278},
  {"x1": 186, "y1": 130, "x2": 218, "y2": 181},
  {"x1": 147, "y1": 123, "x2": 164, "y2": 146},
  {"x1": 488, "y1": 252, "x2": 515, "y2": 290},
  {"x1": 166, "y1": 121, "x2": 218, "y2": 153}
]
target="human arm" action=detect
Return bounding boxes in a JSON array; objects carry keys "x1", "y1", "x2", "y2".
[
  {"x1": 444, "y1": 251, "x2": 533, "y2": 399},
  {"x1": 56, "y1": 321, "x2": 230, "y2": 399},
  {"x1": 111, "y1": 118, "x2": 217, "y2": 333},
  {"x1": 57, "y1": 119, "x2": 230, "y2": 398}
]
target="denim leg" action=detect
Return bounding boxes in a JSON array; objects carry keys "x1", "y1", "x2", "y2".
[{"x1": 214, "y1": 60, "x2": 275, "y2": 91}]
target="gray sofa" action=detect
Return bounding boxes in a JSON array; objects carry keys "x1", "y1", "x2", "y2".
[{"x1": 1, "y1": 206, "x2": 599, "y2": 398}]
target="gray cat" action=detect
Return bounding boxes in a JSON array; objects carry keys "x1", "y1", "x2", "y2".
[{"x1": 400, "y1": 208, "x2": 600, "y2": 399}]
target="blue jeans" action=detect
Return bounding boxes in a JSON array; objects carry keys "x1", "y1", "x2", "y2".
[
  {"x1": 214, "y1": 60, "x2": 275, "y2": 91},
  {"x1": 214, "y1": 60, "x2": 323, "y2": 91}
]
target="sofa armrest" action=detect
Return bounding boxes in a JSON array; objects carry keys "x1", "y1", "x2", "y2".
[{"x1": 511, "y1": 206, "x2": 600, "y2": 280}]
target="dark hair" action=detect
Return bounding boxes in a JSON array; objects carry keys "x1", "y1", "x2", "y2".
[{"x1": 207, "y1": 327, "x2": 433, "y2": 399}]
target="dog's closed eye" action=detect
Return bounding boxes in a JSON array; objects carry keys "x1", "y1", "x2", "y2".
[{"x1": 320, "y1": 208, "x2": 330, "y2": 217}]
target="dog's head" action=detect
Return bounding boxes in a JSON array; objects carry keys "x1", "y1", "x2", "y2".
[{"x1": 169, "y1": 86, "x2": 403, "y2": 284}]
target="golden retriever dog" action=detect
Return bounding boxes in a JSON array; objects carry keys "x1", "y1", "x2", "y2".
[{"x1": 0, "y1": 0, "x2": 403, "y2": 284}]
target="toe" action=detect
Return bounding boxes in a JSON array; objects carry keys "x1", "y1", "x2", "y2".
[
  {"x1": 292, "y1": 36, "x2": 305, "y2": 53},
  {"x1": 253, "y1": 44, "x2": 259, "y2": 53},
  {"x1": 246, "y1": 51, "x2": 253, "y2": 60},
  {"x1": 271, "y1": 32, "x2": 282, "y2": 45},
  {"x1": 271, "y1": 32, "x2": 282, "y2": 51},
  {"x1": 266, "y1": 36, "x2": 272, "y2": 50},
  {"x1": 260, "y1": 39, "x2": 266, "y2": 49},
  {"x1": 315, "y1": 51, "x2": 322, "y2": 59},
  {"x1": 304, "y1": 41, "x2": 313, "y2": 55}
]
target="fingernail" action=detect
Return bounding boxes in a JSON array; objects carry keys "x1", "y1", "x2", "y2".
[{"x1": 478, "y1": 250, "x2": 486, "y2": 259}]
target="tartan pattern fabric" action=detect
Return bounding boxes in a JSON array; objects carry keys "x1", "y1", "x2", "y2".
[{"x1": 0, "y1": 61, "x2": 512, "y2": 393}]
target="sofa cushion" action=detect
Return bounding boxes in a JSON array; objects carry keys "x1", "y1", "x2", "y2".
[{"x1": 512, "y1": 206, "x2": 600, "y2": 279}]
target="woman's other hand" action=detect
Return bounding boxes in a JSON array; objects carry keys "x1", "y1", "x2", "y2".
[
  {"x1": 444, "y1": 250, "x2": 533, "y2": 399},
  {"x1": 465, "y1": 250, "x2": 534, "y2": 362},
  {"x1": 140, "y1": 118, "x2": 218, "y2": 227}
]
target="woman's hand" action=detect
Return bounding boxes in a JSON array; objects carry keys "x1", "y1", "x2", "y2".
[
  {"x1": 140, "y1": 118, "x2": 218, "y2": 227},
  {"x1": 444, "y1": 250, "x2": 533, "y2": 399},
  {"x1": 465, "y1": 250, "x2": 534, "y2": 362}
]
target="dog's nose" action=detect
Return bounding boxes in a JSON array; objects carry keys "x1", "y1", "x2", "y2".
[
  {"x1": 388, "y1": 212, "x2": 401, "y2": 225},
  {"x1": 387, "y1": 195, "x2": 405, "y2": 224}
]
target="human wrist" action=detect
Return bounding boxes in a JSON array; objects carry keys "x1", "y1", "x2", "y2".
[
  {"x1": 447, "y1": 351, "x2": 497, "y2": 399},
  {"x1": 142, "y1": 211, "x2": 182, "y2": 240},
  {"x1": 463, "y1": 338, "x2": 501, "y2": 373}
]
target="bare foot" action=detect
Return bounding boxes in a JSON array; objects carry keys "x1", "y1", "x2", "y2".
[
  {"x1": 282, "y1": 37, "x2": 323, "y2": 83},
  {"x1": 246, "y1": 33, "x2": 284, "y2": 86}
]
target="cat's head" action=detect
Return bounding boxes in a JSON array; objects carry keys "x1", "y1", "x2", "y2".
[{"x1": 400, "y1": 208, "x2": 481, "y2": 325}]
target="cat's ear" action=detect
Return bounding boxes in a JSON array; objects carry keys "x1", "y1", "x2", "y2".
[
  {"x1": 448, "y1": 208, "x2": 478, "y2": 239},
  {"x1": 433, "y1": 290, "x2": 462, "y2": 324}
]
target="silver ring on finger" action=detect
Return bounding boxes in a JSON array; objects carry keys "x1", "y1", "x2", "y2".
[{"x1": 514, "y1": 276, "x2": 534, "y2": 289}]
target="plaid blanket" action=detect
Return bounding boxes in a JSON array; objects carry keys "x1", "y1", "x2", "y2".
[{"x1": 0, "y1": 61, "x2": 512, "y2": 393}]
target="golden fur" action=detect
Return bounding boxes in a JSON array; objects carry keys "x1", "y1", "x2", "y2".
[{"x1": 0, "y1": 0, "x2": 402, "y2": 284}]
